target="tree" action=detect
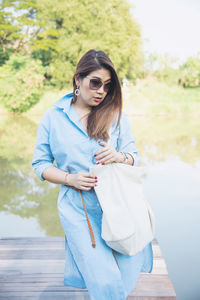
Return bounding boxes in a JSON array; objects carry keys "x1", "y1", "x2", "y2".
[
  {"x1": 178, "y1": 53, "x2": 200, "y2": 88},
  {"x1": 0, "y1": 1, "x2": 21, "y2": 64},
  {"x1": 32, "y1": 0, "x2": 143, "y2": 87},
  {"x1": 0, "y1": 54, "x2": 45, "y2": 112},
  {"x1": 0, "y1": 0, "x2": 39, "y2": 64},
  {"x1": 0, "y1": 0, "x2": 144, "y2": 112}
]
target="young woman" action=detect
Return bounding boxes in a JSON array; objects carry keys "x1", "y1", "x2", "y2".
[{"x1": 32, "y1": 49, "x2": 153, "y2": 300}]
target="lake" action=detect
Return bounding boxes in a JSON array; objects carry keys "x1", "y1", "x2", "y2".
[{"x1": 0, "y1": 112, "x2": 200, "y2": 300}]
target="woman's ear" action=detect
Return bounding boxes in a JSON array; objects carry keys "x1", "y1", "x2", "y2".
[{"x1": 75, "y1": 75, "x2": 80, "y2": 87}]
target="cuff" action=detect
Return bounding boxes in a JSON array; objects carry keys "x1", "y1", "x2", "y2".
[
  {"x1": 33, "y1": 162, "x2": 56, "y2": 181},
  {"x1": 127, "y1": 153, "x2": 139, "y2": 166}
]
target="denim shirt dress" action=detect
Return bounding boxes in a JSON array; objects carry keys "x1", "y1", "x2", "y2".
[{"x1": 32, "y1": 92, "x2": 153, "y2": 300}]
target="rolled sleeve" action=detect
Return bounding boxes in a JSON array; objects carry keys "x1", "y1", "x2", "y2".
[
  {"x1": 32, "y1": 110, "x2": 55, "y2": 181},
  {"x1": 117, "y1": 112, "x2": 139, "y2": 166}
]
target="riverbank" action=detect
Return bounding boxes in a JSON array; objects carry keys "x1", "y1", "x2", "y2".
[{"x1": 122, "y1": 77, "x2": 200, "y2": 117}]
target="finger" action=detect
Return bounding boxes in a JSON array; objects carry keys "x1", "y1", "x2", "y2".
[
  {"x1": 82, "y1": 175, "x2": 97, "y2": 181},
  {"x1": 80, "y1": 172, "x2": 96, "y2": 178},
  {"x1": 80, "y1": 186, "x2": 93, "y2": 191},
  {"x1": 80, "y1": 183, "x2": 97, "y2": 190},
  {"x1": 81, "y1": 177, "x2": 98, "y2": 184},
  {"x1": 94, "y1": 147, "x2": 109, "y2": 157},
  {"x1": 102, "y1": 157, "x2": 115, "y2": 164},
  {"x1": 97, "y1": 153, "x2": 113, "y2": 164},
  {"x1": 98, "y1": 140, "x2": 107, "y2": 146},
  {"x1": 95, "y1": 149, "x2": 111, "y2": 161},
  {"x1": 80, "y1": 179, "x2": 98, "y2": 186}
]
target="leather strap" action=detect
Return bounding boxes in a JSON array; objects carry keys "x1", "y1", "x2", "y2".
[{"x1": 71, "y1": 187, "x2": 96, "y2": 248}]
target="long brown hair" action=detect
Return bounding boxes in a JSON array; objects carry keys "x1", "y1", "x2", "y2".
[{"x1": 72, "y1": 49, "x2": 122, "y2": 141}]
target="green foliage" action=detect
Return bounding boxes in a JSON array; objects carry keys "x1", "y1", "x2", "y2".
[
  {"x1": 144, "y1": 53, "x2": 180, "y2": 84},
  {"x1": 154, "y1": 66, "x2": 180, "y2": 84},
  {"x1": 178, "y1": 53, "x2": 200, "y2": 88},
  {"x1": 0, "y1": 47, "x2": 13, "y2": 65},
  {"x1": 0, "y1": 0, "x2": 144, "y2": 108},
  {"x1": 0, "y1": 2, "x2": 21, "y2": 64},
  {"x1": 0, "y1": 0, "x2": 40, "y2": 64},
  {"x1": 144, "y1": 52, "x2": 200, "y2": 89},
  {"x1": 31, "y1": 0, "x2": 143, "y2": 87},
  {"x1": 0, "y1": 54, "x2": 46, "y2": 112}
]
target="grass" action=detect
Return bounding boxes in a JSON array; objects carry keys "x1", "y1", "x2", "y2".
[{"x1": 122, "y1": 77, "x2": 200, "y2": 116}]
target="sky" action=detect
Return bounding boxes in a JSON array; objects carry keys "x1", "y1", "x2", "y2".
[{"x1": 129, "y1": 0, "x2": 200, "y2": 64}]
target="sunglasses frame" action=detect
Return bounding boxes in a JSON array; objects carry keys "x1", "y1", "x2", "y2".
[{"x1": 86, "y1": 76, "x2": 112, "y2": 93}]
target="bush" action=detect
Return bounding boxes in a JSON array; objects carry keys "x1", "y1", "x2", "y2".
[
  {"x1": 154, "y1": 67, "x2": 180, "y2": 84},
  {"x1": 178, "y1": 54, "x2": 200, "y2": 88},
  {"x1": 0, "y1": 55, "x2": 46, "y2": 113}
]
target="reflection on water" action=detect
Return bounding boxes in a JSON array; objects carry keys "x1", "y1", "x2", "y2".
[
  {"x1": 142, "y1": 158, "x2": 200, "y2": 300},
  {"x1": 0, "y1": 211, "x2": 46, "y2": 237},
  {"x1": 0, "y1": 114, "x2": 63, "y2": 236},
  {"x1": 0, "y1": 154, "x2": 62, "y2": 236},
  {"x1": 0, "y1": 114, "x2": 200, "y2": 300},
  {"x1": 129, "y1": 114, "x2": 200, "y2": 165}
]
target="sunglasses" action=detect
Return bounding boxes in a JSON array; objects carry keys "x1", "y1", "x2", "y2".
[{"x1": 86, "y1": 76, "x2": 112, "y2": 93}]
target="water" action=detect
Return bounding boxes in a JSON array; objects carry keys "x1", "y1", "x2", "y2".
[
  {"x1": 142, "y1": 158, "x2": 200, "y2": 300},
  {"x1": 0, "y1": 113, "x2": 200, "y2": 300}
]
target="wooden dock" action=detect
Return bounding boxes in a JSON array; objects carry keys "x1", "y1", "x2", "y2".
[{"x1": 0, "y1": 237, "x2": 176, "y2": 299}]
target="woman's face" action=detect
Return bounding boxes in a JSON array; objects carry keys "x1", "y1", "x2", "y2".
[{"x1": 75, "y1": 68, "x2": 111, "y2": 108}]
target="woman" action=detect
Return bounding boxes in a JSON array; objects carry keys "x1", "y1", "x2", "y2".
[{"x1": 32, "y1": 49, "x2": 153, "y2": 300}]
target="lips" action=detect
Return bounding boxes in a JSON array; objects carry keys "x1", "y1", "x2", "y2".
[{"x1": 93, "y1": 97, "x2": 102, "y2": 102}]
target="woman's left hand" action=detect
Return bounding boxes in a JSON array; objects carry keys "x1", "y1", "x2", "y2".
[{"x1": 94, "y1": 141, "x2": 122, "y2": 165}]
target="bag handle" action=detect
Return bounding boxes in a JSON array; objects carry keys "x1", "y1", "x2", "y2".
[
  {"x1": 71, "y1": 186, "x2": 96, "y2": 248},
  {"x1": 68, "y1": 127, "x2": 112, "y2": 249}
]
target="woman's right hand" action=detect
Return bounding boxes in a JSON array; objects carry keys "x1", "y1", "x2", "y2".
[{"x1": 66, "y1": 172, "x2": 98, "y2": 191}]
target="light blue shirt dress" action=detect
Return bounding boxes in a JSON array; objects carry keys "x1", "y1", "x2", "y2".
[{"x1": 32, "y1": 92, "x2": 153, "y2": 300}]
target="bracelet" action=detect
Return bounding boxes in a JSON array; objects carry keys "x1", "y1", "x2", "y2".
[
  {"x1": 64, "y1": 172, "x2": 70, "y2": 186},
  {"x1": 123, "y1": 152, "x2": 129, "y2": 160},
  {"x1": 119, "y1": 152, "x2": 128, "y2": 163},
  {"x1": 119, "y1": 152, "x2": 125, "y2": 162},
  {"x1": 120, "y1": 152, "x2": 129, "y2": 163}
]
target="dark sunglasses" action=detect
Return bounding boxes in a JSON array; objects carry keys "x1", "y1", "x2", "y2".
[{"x1": 86, "y1": 76, "x2": 111, "y2": 93}]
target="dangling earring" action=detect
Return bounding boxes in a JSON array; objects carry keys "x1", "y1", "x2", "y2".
[{"x1": 75, "y1": 86, "x2": 80, "y2": 96}]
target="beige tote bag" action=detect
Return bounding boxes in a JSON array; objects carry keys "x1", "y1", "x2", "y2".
[{"x1": 90, "y1": 163, "x2": 155, "y2": 256}]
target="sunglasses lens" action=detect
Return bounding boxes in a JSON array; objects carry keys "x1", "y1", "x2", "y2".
[
  {"x1": 90, "y1": 79, "x2": 102, "y2": 90},
  {"x1": 89, "y1": 78, "x2": 111, "y2": 92},
  {"x1": 104, "y1": 82, "x2": 111, "y2": 92}
]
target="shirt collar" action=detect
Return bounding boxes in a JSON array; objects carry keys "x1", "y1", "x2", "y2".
[
  {"x1": 54, "y1": 92, "x2": 89, "y2": 137},
  {"x1": 53, "y1": 92, "x2": 73, "y2": 113}
]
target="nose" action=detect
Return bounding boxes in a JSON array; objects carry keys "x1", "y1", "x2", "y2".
[{"x1": 97, "y1": 84, "x2": 104, "y2": 94}]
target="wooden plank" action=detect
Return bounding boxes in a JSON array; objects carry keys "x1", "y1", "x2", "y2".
[
  {"x1": 0, "y1": 250, "x2": 66, "y2": 259},
  {"x1": 0, "y1": 237, "x2": 158, "y2": 245},
  {"x1": 0, "y1": 249, "x2": 162, "y2": 259},
  {"x1": 131, "y1": 274, "x2": 177, "y2": 297},
  {"x1": 0, "y1": 263, "x2": 167, "y2": 279},
  {"x1": 0, "y1": 275, "x2": 174, "y2": 295},
  {"x1": 0, "y1": 238, "x2": 159, "y2": 253},
  {"x1": 0, "y1": 259, "x2": 167, "y2": 274},
  {"x1": 0, "y1": 245, "x2": 64, "y2": 250},
  {"x1": 0, "y1": 292, "x2": 90, "y2": 299},
  {"x1": 0, "y1": 282, "x2": 87, "y2": 293},
  {"x1": 0, "y1": 237, "x2": 64, "y2": 242},
  {"x1": 0, "y1": 277, "x2": 64, "y2": 283}
]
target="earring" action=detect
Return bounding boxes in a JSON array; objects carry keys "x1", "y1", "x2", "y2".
[{"x1": 75, "y1": 86, "x2": 80, "y2": 96}]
